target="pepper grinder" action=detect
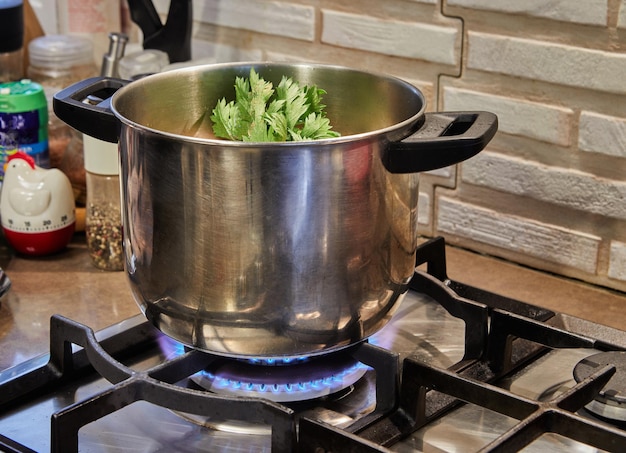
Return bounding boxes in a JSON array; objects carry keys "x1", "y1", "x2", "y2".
[
  {"x1": 83, "y1": 135, "x2": 123, "y2": 271},
  {"x1": 101, "y1": 32, "x2": 128, "y2": 78}
]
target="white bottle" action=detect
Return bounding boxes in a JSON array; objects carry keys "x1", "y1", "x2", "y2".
[{"x1": 83, "y1": 135, "x2": 123, "y2": 271}]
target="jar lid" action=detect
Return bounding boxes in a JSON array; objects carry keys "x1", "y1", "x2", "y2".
[
  {"x1": 28, "y1": 35, "x2": 94, "y2": 70},
  {"x1": 0, "y1": 80, "x2": 46, "y2": 112},
  {"x1": 118, "y1": 49, "x2": 169, "y2": 80},
  {"x1": 0, "y1": 0, "x2": 23, "y2": 53},
  {"x1": 83, "y1": 134, "x2": 118, "y2": 175}
]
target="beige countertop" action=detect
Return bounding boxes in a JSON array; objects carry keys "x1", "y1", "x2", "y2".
[
  {"x1": 443, "y1": 244, "x2": 626, "y2": 331},
  {"x1": 1, "y1": 233, "x2": 625, "y2": 372},
  {"x1": 0, "y1": 233, "x2": 140, "y2": 371}
]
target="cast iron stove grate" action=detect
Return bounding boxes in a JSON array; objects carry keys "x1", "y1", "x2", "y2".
[
  {"x1": 0, "y1": 313, "x2": 397, "y2": 452},
  {"x1": 300, "y1": 237, "x2": 626, "y2": 452},
  {"x1": 2, "y1": 237, "x2": 626, "y2": 452}
]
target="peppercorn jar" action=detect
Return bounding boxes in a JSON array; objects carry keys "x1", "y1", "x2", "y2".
[{"x1": 83, "y1": 134, "x2": 123, "y2": 271}]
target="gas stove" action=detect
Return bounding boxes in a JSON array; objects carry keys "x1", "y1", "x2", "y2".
[{"x1": 1, "y1": 237, "x2": 626, "y2": 452}]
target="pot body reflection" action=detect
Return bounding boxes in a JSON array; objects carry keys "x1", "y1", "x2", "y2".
[{"x1": 121, "y1": 129, "x2": 418, "y2": 358}]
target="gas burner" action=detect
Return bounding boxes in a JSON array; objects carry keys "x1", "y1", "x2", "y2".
[
  {"x1": 574, "y1": 351, "x2": 626, "y2": 423},
  {"x1": 191, "y1": 352, "x2": 369, "y2": 403}
]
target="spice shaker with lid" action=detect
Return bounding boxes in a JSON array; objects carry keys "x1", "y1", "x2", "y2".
[{"x1": 83, "y1": 134, "x2": 123, "y2": 271}]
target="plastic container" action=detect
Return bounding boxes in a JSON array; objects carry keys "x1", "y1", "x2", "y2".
[
  {"x1": 0, "y1": 80, "x2": 49, "y2": 170},
  {"x1": 83, "y1": 134, "x2": 123, "y2": 271},
  {"x1": 0, "y1": 0, "x2": 24, "y2": 83},
  {"x1": 27, "y1": 34, "x2": 98, "y2": 204},
  {"x1": 27, "y1": 35, "x2": 97, "y2": 90},
  {"x1": 118, "y1": 49, "x2": 169, "y2": 80}
]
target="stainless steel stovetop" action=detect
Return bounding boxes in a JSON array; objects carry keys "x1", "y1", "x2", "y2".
[{"x1": 1, "y1": 237, "x2": 626, "y2": 452}]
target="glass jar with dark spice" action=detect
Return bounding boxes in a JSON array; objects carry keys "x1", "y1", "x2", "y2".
[{"x1": 84, "y1": 134, "x2": 123, "y2": 271}]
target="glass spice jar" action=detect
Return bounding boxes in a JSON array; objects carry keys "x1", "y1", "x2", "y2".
[
  {"x1": 27, "y1": 34, "x2": 98, "y2": 204},
  {"x1": 83, "y1": 134, "x2": 123, "y2": 271}
]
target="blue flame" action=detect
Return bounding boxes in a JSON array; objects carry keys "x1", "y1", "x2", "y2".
[
  {"x1": 202, "y1": 360, "x2": 368, "y2": 397},
  {"x1": 246, "y1": 356, "x2": 309, "y2": 366},
  {"x1": 157, "y1": 335, "x2": 187, "y2": 359},
  {"x1": 156, "y1": 334, "x2": 370, "y2": 401}
]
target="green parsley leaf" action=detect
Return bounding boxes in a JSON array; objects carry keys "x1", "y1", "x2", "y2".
[
  {"x1": 210, "y1": 68, "x2": 340, "y2": 142},
  {"x1": 210, "y1": 98, "x2": 241, "y2": 141}
]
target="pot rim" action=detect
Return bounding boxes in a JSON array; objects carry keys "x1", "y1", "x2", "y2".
[{"x1": 110, "y1": 61, "x2": 427, "y2": 147}]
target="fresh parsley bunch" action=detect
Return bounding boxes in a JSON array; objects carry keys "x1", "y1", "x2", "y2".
[{"x1": 210, "y1": 68, "x2": 340, "y2": 142}]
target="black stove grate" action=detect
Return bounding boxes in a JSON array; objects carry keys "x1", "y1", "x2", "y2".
[
  {"x1": 0, "y1": 314, "x2": 398, "y2": 453},
  {"x1": 299, "y1": 356, "x2": 626, "y2": 452},
  {"x1": 298, "y1": 237, "x2": 626, "y2": 452},
  {"x1": 2, "y1": 236, "x2": 626, "y2": 452}
]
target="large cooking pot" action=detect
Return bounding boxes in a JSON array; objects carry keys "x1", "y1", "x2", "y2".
[{"x1": 53, "y1": 62, "x2": 497, "y2": 359}]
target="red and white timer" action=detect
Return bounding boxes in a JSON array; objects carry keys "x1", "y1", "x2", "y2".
[{"x1": 0, "y1": 152, "x2": 75, "y2": 255}]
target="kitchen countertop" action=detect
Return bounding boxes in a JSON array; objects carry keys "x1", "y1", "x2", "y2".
[
  {"x1": 0, "y1": 233, "x2": 139, "y2": 371},
  {"x1": 1, "y1": 233, "x2": 625, "y2": 371}
]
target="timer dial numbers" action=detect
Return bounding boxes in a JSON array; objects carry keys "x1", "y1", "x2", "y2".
[{"x1": 2, "y1": 212, "x2": 75, "y2": 232}]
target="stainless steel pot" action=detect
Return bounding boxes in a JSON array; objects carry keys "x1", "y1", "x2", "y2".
[{"x1": 54, "y1": 62, "x2": 497, "y2": 358}]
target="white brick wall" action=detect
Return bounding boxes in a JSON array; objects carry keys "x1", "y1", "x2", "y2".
[
  {"x1": 462, "y1": 151, "x2": 626, "y2": 220},
  {"x1": 189, "y1": 39, "x2": 263, "y2": 63},
  {"x1": 195, "y1": 0, "x2": 315, "y2": 41},
  {"x1": 447, "y1": 0, "x2": 608, "y2": 25},
  {"x1": 321, "y1": 10, "x2": 459, "y2": 65},
  {"x1": 579, "y1": 111, "x2": 626, "y2": 158},
  {"x1": 437, "y1": 197, "x2": 601, "y2": 274},
  {"x1": 418, "y1": 191, "x2": 431, "y2": 226},
  {"x1": 610, "y1": 241, "x2": 626, "y2": 281},
  {"x1": 443, "y1": 87, "x2": 574, "y2": 146},
  {"x1": 619, "y1": 0, "x2": 626, "y2": 28},
  {"x1": 467, "y1": 32, "x2": 626, "y2": 95}
]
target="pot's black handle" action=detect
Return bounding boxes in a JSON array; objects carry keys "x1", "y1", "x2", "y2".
[
  {"x1": 383, "y1": 111, "x2": 498, "y2": 173},
  {"x1": 53, "y1": 77, "x2": 130, "y2": 144}
]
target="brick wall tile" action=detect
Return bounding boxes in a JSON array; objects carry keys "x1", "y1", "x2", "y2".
[
  {"x1": 467, "y1": 32, "x2": 626, "y2": 95},
  {"x1": 194, "y1": 0, "x2": 315, "y2": 41},
  {"x1": 462, "y1": 151, "x2": 626, "y2": 220},
  {"x1": 609, "y1": 241, "x2": 626, "y2": 281},
  {"x1": 418, "y1": 191, "x2": 431, "y2": 225},
  {"x1": 447, "y1": 0, "x2": 607, "y2": 26},
  {"x1": 425, "y1": 166, "x2": 453, "y2": 178},
  {"x1": 321, "y1": 9, "x2": 459, "y2": 65},
  {"x1": 191, "y1": 39, "x2": 263, "y2": 62},
  {"x1": 437, "y1": 197, "x2": 600, "y2": 274},
  {"x1": 619, "y1": 0, "x2": 626, "y2": 29},
  {"x1": 579, "y1": 111, "x2": 626, "y2": 158},
  {"x1": 443, "y1": 87, "x2": 574, "y2": 145}
]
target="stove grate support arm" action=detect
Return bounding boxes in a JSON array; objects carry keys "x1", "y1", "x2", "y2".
[{"x1": 402, "y1": 357, "x2": 626, "y2": 452}]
